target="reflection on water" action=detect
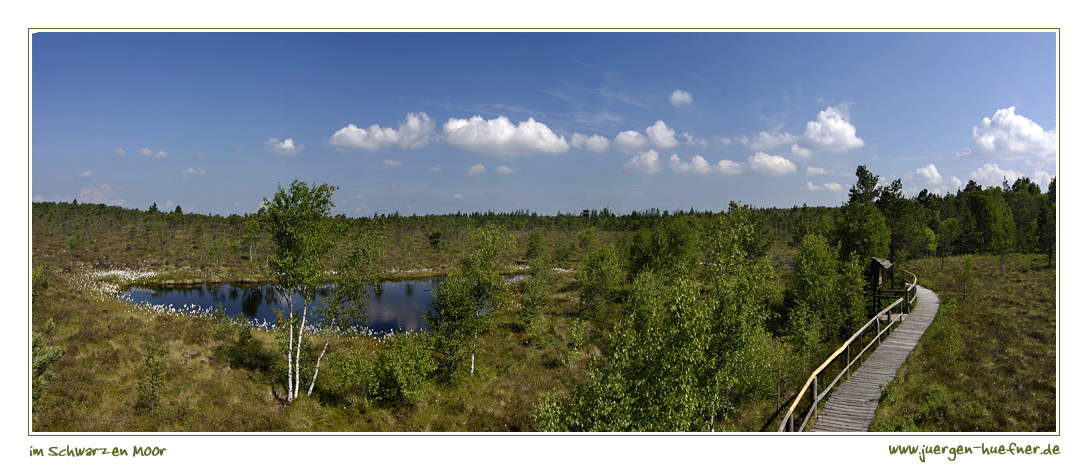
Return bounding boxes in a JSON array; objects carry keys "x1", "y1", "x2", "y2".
[{"x1": 127, "y1": 278, "x2": 448, "y2": 334}]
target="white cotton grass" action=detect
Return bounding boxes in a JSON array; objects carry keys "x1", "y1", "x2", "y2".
[{"x1": 386, "y1": 267, "x2": 434, "y2": 275}]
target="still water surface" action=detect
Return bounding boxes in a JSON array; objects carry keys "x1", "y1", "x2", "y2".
[{"x1": 126, "y1": 278, "x2": 449, "y2": 334}]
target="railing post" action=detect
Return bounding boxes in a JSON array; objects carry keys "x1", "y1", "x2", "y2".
[
  {"x1": 845, "y1": 344, "x2": 851, "y2": 379},
  {"x1": 812, "y1": 376, "x2": 819, "y2": 405},
  {"x1": 787, "y1": 413, "x2": 794, "y2": 432}
]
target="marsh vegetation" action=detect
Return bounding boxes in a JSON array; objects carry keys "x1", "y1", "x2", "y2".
[{"x1": 30, "y1": 167, "x2": 1056, "y2": 432}]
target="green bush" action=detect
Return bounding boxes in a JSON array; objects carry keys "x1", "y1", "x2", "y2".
[
  {"x1": 32, "y1": 319, "x2": 62, "y2": 420},
  {"x1": 519, "y1": 274, "x2": 547, "y2": 334},
  {"x1": 524, "y1": 228, "x2": 547, "y2": 260},
  {"x1": 323, "y1": 348, "x2": 373, "y2": 407},
  {"x1": 577, "y1": 227, "x2": 598, "y2": 253},
  {"x1": 32, "y1": 263, "x2": 54, "y2": 290},
  {"x1": 576, "y1": 244, "x2": 623, "y2": 320},
  {"x1": 134, "y1": 342, "x2": 165, "y2": 413},
  {"x1": 369, "y1": 334, "x2": 436, "y2": 405}
]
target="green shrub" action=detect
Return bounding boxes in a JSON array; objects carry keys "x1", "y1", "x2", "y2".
[
  {"x1": 525, "y1": 228, "x2": 547, "y2": 260},
  {"x1": 576, "y1": 244, "x2": 623, "y2": 320},
  {"x1": 369, "y1": 334, "x2": 436, "y2": 405},
  {"x1": 519, "y1": 275, "x2": 547, "y2": 334},
  {"x1": 578, "y1": 227, "x2": 598, "y2": 253},
  {"x1": 323, "y1": 348, "x2": 373, "y2": 407},
  {"x1": 32, "y1": 319, "x2": 62, "y2": 420},
  {"x1": 134, "y1": 342, "x2": 165, "y2": 413},
  {"x1": 32, "y1": 263, "x2": 54, "y2": 290}
]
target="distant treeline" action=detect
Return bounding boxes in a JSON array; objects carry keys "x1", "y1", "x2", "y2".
[{"x1": 32, "y1": 165, "x2": 1056, "y2": 267}]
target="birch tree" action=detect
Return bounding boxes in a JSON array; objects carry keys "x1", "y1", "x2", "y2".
[
  {"x1": 264, "y1": 180, "x2": 341, "y2": 402},
  {"x1": 426, "y1": 224, "x2": 513, "y2": 378}
]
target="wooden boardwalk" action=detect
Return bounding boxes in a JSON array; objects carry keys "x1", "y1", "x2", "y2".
[{"x1": 810, "y1": 286, "x2": 940, "y2": 432}]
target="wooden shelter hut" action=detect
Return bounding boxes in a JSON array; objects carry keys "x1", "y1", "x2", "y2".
[{"x1": 868, "y1": 257, "x2": 894, "y2": 315}]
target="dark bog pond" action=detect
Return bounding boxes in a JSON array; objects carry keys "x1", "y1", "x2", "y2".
[{"x1": 125, "y1": 278, "x2": 453, "y2": 334}]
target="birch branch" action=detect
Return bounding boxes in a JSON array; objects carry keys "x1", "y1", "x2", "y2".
[{"x1": 306, "y1": 339, "x2": 329, "y2": 397}]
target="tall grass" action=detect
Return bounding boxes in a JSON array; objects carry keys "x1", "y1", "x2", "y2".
[{"x1": 871, "y1": 254, "x2": 1055, "y2": 431}]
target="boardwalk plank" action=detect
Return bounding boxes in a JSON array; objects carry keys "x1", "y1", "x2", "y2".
[{"x1": 810, "y1": 286, "x2": 939, "y2": 433}]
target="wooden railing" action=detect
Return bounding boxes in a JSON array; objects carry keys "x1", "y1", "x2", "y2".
[{"x1": 777, "y1": 269, "x2": 918, "y2": 432}]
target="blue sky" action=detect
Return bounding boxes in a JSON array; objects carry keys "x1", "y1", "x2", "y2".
[{"x1": 31, "y1": 31, "x2": 1057, "y2": 217}]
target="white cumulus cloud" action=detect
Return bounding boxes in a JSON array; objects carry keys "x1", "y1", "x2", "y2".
[
  {"x1": 614, "y1": 121, "x2": 681, "y2": 153},
  {"x1": 444, "y1": 115, "x2": 569, "y2": 155},
  {"x1": 76, "y1": 170, "x2": 93, "y2": 179},
  {"x1": 645, "y1": 120, "x2": 680, "y2": 149},
  {"x1": 670, "y1": 89, "x2": 693, "y2": 108},
  {"x1": 802, "y1": 104, "x2": 865, "y2": 151},
  {"x1": 1033, "y1": 170, "x2": 1053, "y2": 188},
  {"x1": 667, "y1": 154, "x2": 744, "y2": 175},
  {"x1": 467, "y1": 164, "x2": 486, "y2": 176},
  {"x1": 669, "y1": 154, "x2": 713, "y2": 175},
  {"x1": 972, "y1": 106, "x2": 1056, "y2": 158},
  {"x1": 266, "y1": 137, "x2": 303, "y2": 156},
  {"x1": 916, "y1": 164, "x2": 943, "y2": 184},
  {"x1": 824, "y1": 182, "x2": 845, "y2": 193},
  {"x1": 715, "y1": 159, "x2": 744, "y2": 175},
  {"x1": 806, "y1": 181, "x2": 845, "y2": 193},
  {"x1": 614, "y1": 130, "x2": 649, "y2": 153},
  {"x1": 396, "y1": 112, "x2": 437, "y2": 149},
  {"x1": 428, "y1": 165, "x2": 443, "y2": 173},
  {"x1": 181, "y1": 167, "x2": 206, "y2": 178},
  {"x1": 743, "y1": 104, "x2": 865, "y2": 156},
  {"x1": 748, "y1": 152, "x2": 797, "y2": 175},
  {"x1": 383, "y1": 159, "x2": 402, "y2": 169},
  {"x1": 329, "y1": 112, "x2": 436, "y2": 151},
  {"x1": 806, "y1": 166, "x2": 828, "y2": 176},
  {"x1": 137, "y1": 148, "x2": 168, "y2": 158},
  {"x1": 624, "y1": 150, "x2": 663, "y2": 174},
  {"x1": 114, "y1": 148, "x2": 125, "y2": 156},
  {"x1": 571, "y1": 133, "x2": 611, "y2": 153},
  {"x1": 497, "y1": 165, "x2": 517, "y2": 175},
  {"x1": 970, "y1": 163, "x2": 1024, "y2": 187},
  {"x1": 949, "y1": 176, "x2": 962, "y2": 190}
]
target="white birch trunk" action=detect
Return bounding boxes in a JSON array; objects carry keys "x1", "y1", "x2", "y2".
[
  {"x1": 470, "y1": 334, "x2": 478, "y2": 376},
  {"x1": 306, "y1": 340, "x2": 329, "y2": 396},
  {"x1": 285, "y1": 288, "x2": 296, "y2": 402},
  {"x1": 293, "y1": 301, "x2": 309, "y2": 400},
  {"x1": 287, "y1": 319, "x2": 294, "y2": 402}
]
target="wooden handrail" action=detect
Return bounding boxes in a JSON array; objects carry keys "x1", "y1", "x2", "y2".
[{"x1": 777, "y1": 269, "x2": 918, "y2": 432}]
